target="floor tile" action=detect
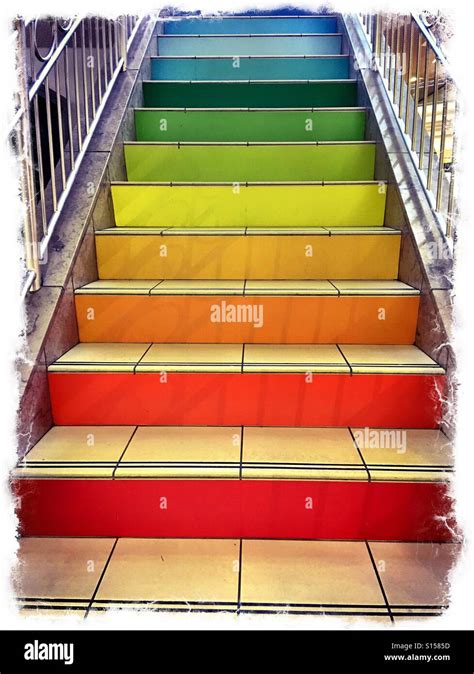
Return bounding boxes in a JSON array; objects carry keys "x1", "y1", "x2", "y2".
[
  {"x1": 135, "y1": 343, "x2": 244, "y2": 372},
  {"x1": 352, "y1": 428, "x2": 454, "y2": 481},
  {"x1": 243, "y1": 344, "x2": 350, "y2": 372},
  {"x1": 14, "y1": 426, "x2": 135, "y2": 478},
  {"x1": 76, "y1": 280, "x2": 162, "y2": 295},
  {"x1": 331, "y1": 280, "x2": 418, "y2": 295},
  {"x1": 150, "y1": 280, "x2": 245, "y2": 295},
  {"x1": 241, "y1": 539, "x2": 387, "y2": 614},
  {"x1": 340, "y1": 345, "x2": 445, "y2": 374},
  {"x1": 242, "y1": 427, "x2": 367, "y2": 480},
  {"x1": 245, "y1": 280, "x2": 337, "y2": 295},
  {"x1": 94, "y1": 538, "x2": 240, "y2": 610},
  {"x1": 369, "y1": 542, "x2": 460, "y2": 613},
  {"x1": 14, "y1": 538, "x2": 115, "y2": 608},
  {"x1": 49, "y1": 343, "x2": 151, "y2": 372},
  {"x1": 116, "y1": 426, "x2": 241, "y2": 478}
]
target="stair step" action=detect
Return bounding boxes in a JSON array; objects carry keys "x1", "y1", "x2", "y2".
[
  {"x1": 162, "y1": 16, "x2": 339, "y2": 35},
  {"x1": 15, "y1": 426, "x2": 453, "y2": 482},
  {"x1": 95, "y1": 227, "x2": 401, "y2": 281},
  {"x1": 151, "y1": 55, "x2": 351, "y2": 80},
  {"x1": 134, "y1": 109, "x2": 367, "y2": 142},
  {"x1": 75, "y1": 280, "x2": 419, "y2": 344},
  {"x1": 15, "y1": 537, "x2": 458, "y2": 617},
  {"x1": 124, "y1": 142, "x2": 376, "y2": 182},
  {"x1": 111, "y1": 182, "x2": 386, "y2": 228},
  {"x1": 157, "y1": 34, "x2": 344, "y2": 56},
  {"x1": 46, "y1": 344, "x2": 444, "y2": 428},
  {"x1": 48, "y1": 343, "x2": 442, "y2": 374},
  {"x1": 143, "y1": 80, "x2": 358, "y2": 108}
]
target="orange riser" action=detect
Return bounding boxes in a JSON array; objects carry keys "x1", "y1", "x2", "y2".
[{"x1": 75, "y1": 295, "x2": 419, "y2": 344}]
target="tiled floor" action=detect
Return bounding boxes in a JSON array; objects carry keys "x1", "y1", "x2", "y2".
[
  {"x1": 14, "y1": 426, "x2": 453, "y2": 482},
  {"x1": 14, "y1": 537, "x2": 459, "y2": 622}
]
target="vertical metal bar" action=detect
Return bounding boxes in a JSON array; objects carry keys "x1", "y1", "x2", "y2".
[
  {"x1": 73, "y1": 32, "x2": 82, "y2": 151},
  {"x1": 81, "y1": 21, "x2": 90, "y2": 133},
  {"x1": 386, "y1": 15, "x2": 394, "y2": 86},
  {"x1": 375, "y1": 14, "x2": 382, "y2": 66},
  {"x1": 403, "y1": 19, "x2": 413, "y2": 131},
  {"x1": 114, "y1": 19, "x2": 119, "y2": 67},
  {"x1": 108, "y1": 20, "x2": 114, "y2": 75},
  {"x1": 44, "y1": 74, "x2": 57, "y2": 211},
  {"x1": 32, "y1": 96, "x2": 47, "y2": 231},
  {"x1": 397, "y1": 18, "x2": 405, "y2": 113},
  {"x1": 427, "y1": 59, "x2": 439, "y2": 190},
  {"x1": 64, "y1": 41, "x2": 75, "y2": 170},
  {"x1": 411, "y1": 32, "x2": 422, "y2": 150},
  {"x1": 88, "y1": 18, "x2": 96, "y2": 117},
  {"x1": 95, "y1": 18, "x2": 103, "y2": 101},
  {"x1": 446, "y1": 99, "x2": 457, "y2": 237},
  {"x1": 102, "y1": 20, "x2": 109, "y2": 87},
  {"x1": 121, "y1": 16, "x2": 128, "y2": 71},
  {"x1": 419, "y1": 41, "x2": 430, "y2": 168},
  {"x1": 436, "y1": 82, "x2": 449, "y2": 211},
  {"x1": 383, "y1": 15, "x2": 390, "y2": 78},
  {"x1": 393, "y1": 16, "x2": 400, "y2": 99},
  {"x1": 54, "y1": 55, "x2": 67, "y2": 191}
]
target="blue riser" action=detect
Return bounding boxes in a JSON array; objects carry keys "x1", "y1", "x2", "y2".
[
  {"x1": 162, "y1": 16, "x2": 338, "y2": 34},
  {"x1": 157, "y1": 35, "x2": 343, "y2": 56},
  {"x1": 151, "y1": 56, "x2": 350, "y2": 80}
]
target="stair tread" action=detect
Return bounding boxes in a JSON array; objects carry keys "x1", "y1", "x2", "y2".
[
  {"x1": 15, "y1": 536, "x2": 458, "y2": 616},
  {"x1": 94, "y1": 226, "x2": 401, "y2": 236},
  {"x1": 48, "y1": 343, "x2": 444, "y2": 374},
  {"x1": 76, "y1": 279, "x2": 418, "y2": 296},
  {"x1": 14, "y1": 426, "x2": 453, "y2": 482}
]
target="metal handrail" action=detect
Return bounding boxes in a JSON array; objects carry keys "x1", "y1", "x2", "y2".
[
  {"x1": 359, "y1": 12, "x2": 457, "y2": 238},
  {"x1": 14, "y1": 15, "x2": 142, "y2": 295}
]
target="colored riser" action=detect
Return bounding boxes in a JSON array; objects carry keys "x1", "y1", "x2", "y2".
[
  {"x1": 124, "y1": 144, "x2": 375, "y2": 182},
  {"x1": 150, "y1": 56, "x2": 351, "y2": 80},
  {"x1": 111, "y1": 184, "x2": 386, "y2": 228},
  {"x1": 134, "y1": 110, "x2": 367, "y2": 142},
  {"x1": 75, "y1": 295, "x2": 419, "y2": 344},
  {"x1": 48, "y1": 372, "x2": 444, "y2": 428},
  {"x1": 162, "y1": 17, "x2": 339, "y2": 34},
  {"x1": 142, "y1": 81, "x2": 357, "y2": 108},
  {"x1": 157, "y1": 35, "x2": 343, "y2": 56},
  {"x1": 15, "y1": 479, "x2": 452, "y2": 541},
  {"x1": 95, "y1": 231, "x2": 401, "y2": 280}
]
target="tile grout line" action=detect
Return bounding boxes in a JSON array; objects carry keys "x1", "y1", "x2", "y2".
[
  {"x1": 348, "y1": 427, "x2": 371, "y2": 482},
  {"x1": 336, "y1": 343, "x2": 352, "y2": 375},
  {"x1": 84, "y1": 537, "x2": 119, "y2": 619},
  {"x1": 133, "y1": 343, "x2": 154, "y2": 374},
  {"x1": 239, "y1": 426, "x2": 244, "y2": 480},
  {"x1": 112, "y1": 426, "x2": 139, "y2": 479},
  {"x1": 365, "y1": 540, "x2": 394, "y2": 624}
]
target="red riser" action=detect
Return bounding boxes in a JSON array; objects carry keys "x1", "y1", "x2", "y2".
[
  {"x1": 14, "y1": 479, "x2": 454, "y2": 541},
  {"x1": 48, "y1": 372, "x2": 445, "y2": 428}
]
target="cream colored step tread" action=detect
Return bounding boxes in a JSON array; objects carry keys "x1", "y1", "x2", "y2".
[
  {"x1": 48, "y1": 343, "x2": 444, "y2": 375},
  {"x1": 15, "y1": 537, "x2": 459, "y2": 617},
  {"x1": 14, "y1": 426, "x2": 453, "y2": 482},
  {"x1": 94, "y1": 226, "x2": 401, "y2": 237},
  {"x1": 76, "y1": 279, "x2": 418, "y2": 296}
]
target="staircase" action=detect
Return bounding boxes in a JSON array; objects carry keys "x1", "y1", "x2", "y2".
[{"x1": 14, "y1": 13, "x2": 457, "y2": 621}]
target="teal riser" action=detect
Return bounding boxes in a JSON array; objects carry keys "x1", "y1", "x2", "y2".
[
  {"x1": 157, "y1": 35, "x2": 343, "y2": 56},
  {"x1": 143, "y1": 81, "x2": 358, "y2": 108},
  {"x1": 151, "y1": 56, "x2": 350, "y2": 80},
  {"x1": 163, "y1": 16, "x2": 339, "y2": 34}
]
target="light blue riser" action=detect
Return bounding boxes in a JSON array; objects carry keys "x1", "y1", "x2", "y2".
[
  {"x1": 162, "y1": 16, "x2": 338, "y2": 34},
  {"x1": 157, "y1": 35, "x2": 343, "y2": 56},
  {"x1": 151, "y1": 56, "x2": 350, "y2": 80}
]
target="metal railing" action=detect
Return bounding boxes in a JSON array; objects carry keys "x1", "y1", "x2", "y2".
[
  {"x1": 13, "y1": 15, "x2": 141, "y2": 296},
  {"x1": 359, "y1": 12, "x2": 457, "y2": 238}
]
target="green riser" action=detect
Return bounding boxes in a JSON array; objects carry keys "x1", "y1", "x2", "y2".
[{"x1": 124, "y1": 144, "x2": 376, "y2": 182}]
